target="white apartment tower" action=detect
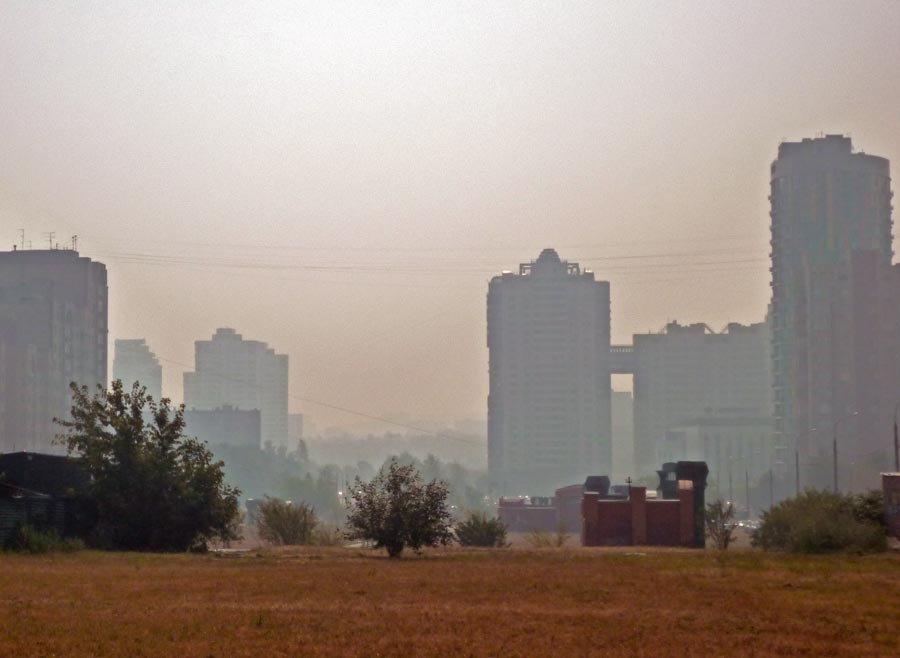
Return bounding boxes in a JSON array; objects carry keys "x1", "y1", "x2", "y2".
[
  {"x1": 183, "y1": 328, "x2": 288, "y2": 449},
  {"x1": 113, "y1": 339, "x2": 162, "y2": 400},
  {"x1": 487, "y1": 249, "x2": 611, "y2": 496}
]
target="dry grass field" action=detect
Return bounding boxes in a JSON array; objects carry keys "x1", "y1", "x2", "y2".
[{"x1": 2, "y1": 547, "x2": 899, "y2": 657}]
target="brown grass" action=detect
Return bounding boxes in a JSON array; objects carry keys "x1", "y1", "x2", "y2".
[{"x1": 1, "y1": 546, "x2": 898, "y2": 657}]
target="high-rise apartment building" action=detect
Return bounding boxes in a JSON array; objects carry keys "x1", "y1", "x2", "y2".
[
  {"x1": 487, "y1": 248, "x2": 611, "y2": 496},
  {"x1": 183, "y1": 328, "x2": 288, "y2": 449},
  {"x1": 632, "y1": 321, "x2": 773, "y2": 483},
  {"x1": 0, "y1": 249, "x2": 108, "y2": 453},
  {"x1": 113, "y1": 339, "x2": 162, "y2": 400},
  {"x1": 769, "y1": 135, "x2": 894, "y2": 489}
]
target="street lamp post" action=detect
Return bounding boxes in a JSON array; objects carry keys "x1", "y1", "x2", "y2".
[{"x1": 832, "y1": 411, "x2": 859, "y2": 494}]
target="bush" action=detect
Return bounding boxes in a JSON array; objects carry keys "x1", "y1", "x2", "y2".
[
  {"x1": 524, "y1": 521, "x2": 569, "y2": 548},
  {"x1": 344, "y1": 459, "x2": 452, "y2": 558},
  {"x1": 254, "y1": 497, "x2": 317, "y2": 546},
  {"x1": 311, "y1": 523, "x2": 344, "y2": 547},
  {"x1": 752, "y1": 489, "x2": 886, "y2": 554},
  {"x1": 455, "y1": 512, "x2": 508, "y2": 547},
  {"x1": 3, "y1": 524, "x2": 85, "y2": 554},
  {"x1": 705, "y1": 500, "x2": 737, "y2": 550}
]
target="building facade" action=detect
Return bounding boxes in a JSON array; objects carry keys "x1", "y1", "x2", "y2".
[
  {"x1": 487, "y1": 248, "x2": 611, "y2": 496},
  {"x1": 632, "y1": 321, "x2": 773, "y2": 481},
  {"x1": 769, "y1": 135, "x2": 894, "y2": 490},
  {"x1": 113, "y1": 339, "x2": 162, "y2": 400},
  {"x1": 611, "y1": 390, "x2": 634, "y2": 482},
  {"x1": 183, "y1": 406, "x2": 261, "y2": 449},
  {"x1": 183, "y1": 328, "x2": 288, "y2": 449},
  {"x1": 0, "y1": 249, "x2": 108, "y2": 453}
]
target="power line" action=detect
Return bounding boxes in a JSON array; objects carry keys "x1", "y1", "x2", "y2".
[{"x1": 151, "y1": 355, "x2": 486, "y2": 450}]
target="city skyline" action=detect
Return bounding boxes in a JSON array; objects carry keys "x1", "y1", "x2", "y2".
[{"x1": 2, "y1": 3, "x2": 900, "y2": 428}]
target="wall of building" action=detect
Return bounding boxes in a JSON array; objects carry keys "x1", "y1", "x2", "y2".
[
  {"x1": 632, "y1": 321, "x2": 772, "y2": 479},
  {"x1": 488, "y1": 248, "x2": 611, "y2": 496},
  {"x1": 183, "y1": 328, "x2": 288, "y2": 449},
  {"x1": 0, "y1": 250, "x2": 107, "y2": 453},
  {"x1": 113, "y1": 338, "x2": 162, "y2": 400},
  {"x1": 770, "y1": 135, "x2": 894, "y2": 492},
  {"x1": 183, "y1": 406, "x2": 261, "y2": 449}
]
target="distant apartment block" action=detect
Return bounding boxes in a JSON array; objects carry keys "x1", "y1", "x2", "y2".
[
  {"x1": 487, "y1": 248, "x2": 612, "y2": 496},
  {"x1": 113, "y1": 339, "x2": 162, "y2": 400},
  {"x1": 183, "y1": 328, "x2": 288, "y2": 449},
  {"x1": 184, "y1": 406, "x2": 261, "y2": 449},
  {"x1": 611, "y1": 391, "x2": 634, "y2": 482},
  {"x1": 288, "y1": 413, "x2": 304, "y2": 444},
  {"x1": 769, "y1": 135, "x2": 895, "y2": 489},
  {"x1": 0, "y1": 249, "x2": 108, "y2": 453},
  {"x1": 631, "y1": 321, "x2": 773, "y2": 485}
]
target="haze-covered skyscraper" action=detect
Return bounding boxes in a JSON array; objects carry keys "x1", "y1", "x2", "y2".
[
  {"x1": 769, "y1": 135, "x2": 893, "y2": 489},
  {"x1": 183, "y1": 328, "x2": 288, "y2": 449},
  {"x1": 487, "y1": 249, "x2": 611, "y2": 496},
  {"x1": 113, "y1": 339, "x2": 162, "y2": 400},
  {"x1": 631, "y1": 320, "x2": 773, "y2": 487},
  {"x1": 0, "y1": 249, "x2": 108, "y2": 453}
]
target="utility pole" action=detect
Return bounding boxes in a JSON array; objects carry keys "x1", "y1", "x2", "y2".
[
  {"x1": 895, "y1": 417, "x2": 899, "y2": 472},
  {"x1": 728, "y1": 459, "x2": 733, "y2": 504},
  {"x1": 768, "y1": 469, "x2": 774, "y2": 510},
  {"x1": 796, "y1": 427, "x2": 816, "y2": 498},
  {"x1": 832, "y1": 433, "x2": 838, "y2": 494},
  {"x1": 893, "y1": 401, "x2": 900, "y2": 472},
  {"x1": 745, "y1": 468, "x2": 750, "y2": 519}
]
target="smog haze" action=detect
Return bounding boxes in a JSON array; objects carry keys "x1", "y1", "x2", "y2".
[{"x1": 2, "y1": 1, "x2": 899, "y2": 430}]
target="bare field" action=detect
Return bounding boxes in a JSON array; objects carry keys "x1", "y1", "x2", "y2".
[{"x1": 1, "y1": 547, "x2": 899, "y2": 657}]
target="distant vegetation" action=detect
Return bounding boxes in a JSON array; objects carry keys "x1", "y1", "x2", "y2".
[
  {"x1": 56, "y1": 381, "x2": 241, "y2": 551},
  {"x1": 454, "y1": 511, "x2": 508, "y2": 547},
  {"x1": 3, "y1": 524, "x2": 84, "y2": 554},
  {"x1": 752, "y1": 489, "x2": 886, "y2": 553},
  {"x1": 253, "y1": 497, "x2": 318, "y2": 546},
  {"x1": 524, "y1": 522, "x2": 570, "y2": 548}
]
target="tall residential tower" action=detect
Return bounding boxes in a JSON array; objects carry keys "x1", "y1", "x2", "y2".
[
  {"x1": 183, "y1": 328, "x2": 289, "y2": 449},
  {"x1": 769, "y1": 135, "x2": 894, "y2": 489},
  {"x1": 113, "y1": 339, "x2": 162, "y2": 400},
  {"x1": 487, "y1": 249, "x2": 611, "y2": 496},
  {"x1": 0, "y1": 249, "x2": 108, "y2": 453}
]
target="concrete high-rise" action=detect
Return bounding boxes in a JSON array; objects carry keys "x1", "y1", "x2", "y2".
[
  {"x1": 113, "y1": 339, "x2": 162, "y2": 400},
  {"x1": 487, "y1": 248, "x2": 611, "y2": 496},
  {"x1": 769, "y1": 135, "x2": 894, "y2": 489},
  {"x1": 183, "y1": 328, "x2": 289, "y2": 449},
  {"x1": 0, "y1": 249, "x2": 108, "y2": 453},
  {"x1": 631, "y1": 321, "x2": 773, "y2": 484}
]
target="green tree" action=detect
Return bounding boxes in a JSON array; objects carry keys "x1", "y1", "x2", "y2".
[
  {"x1": 344, "y1": 459, "x2": 452, "y2": 558},
  {"x1": 56, "y1": 381, "x2": 241, "y2": 551},
  {"x1": 454, "y1": 511, "x2": 508, "y2": 547},
  {"x1": 705, "y1": 499, "x2": 737, "y2": 550}
]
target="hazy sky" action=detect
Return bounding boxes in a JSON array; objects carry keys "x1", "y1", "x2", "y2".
[{"x1": 2, "y1": 1, "x2": 899, "y2": 432}]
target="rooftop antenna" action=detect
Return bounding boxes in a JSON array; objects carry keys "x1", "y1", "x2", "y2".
[
  {"x1": 44, "y1": 231, "x2": 55, "y2": 249},
  {"x1": 18, "y1": 228, "x2": 25, "y2": 250},
  {"x1": 72, "y1": 235, "x2": 78, "y2": 252}
]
